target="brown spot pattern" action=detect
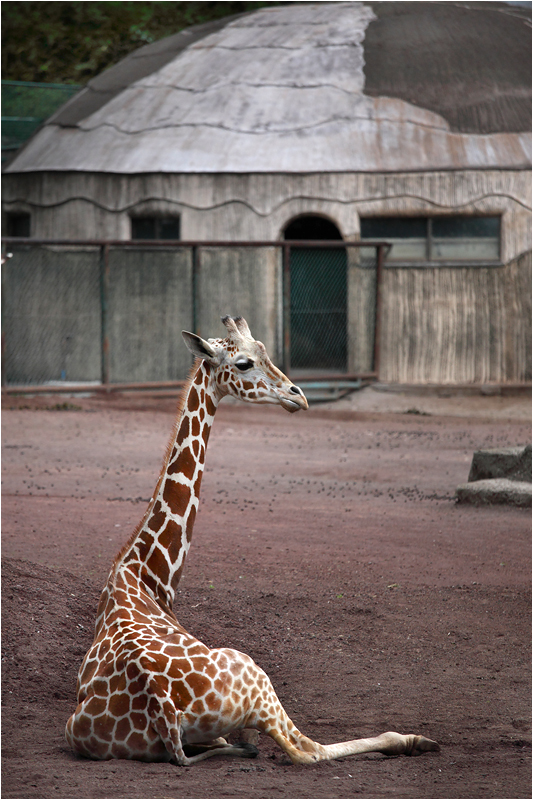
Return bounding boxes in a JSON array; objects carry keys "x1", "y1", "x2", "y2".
[
  {"x1": 132, "y1": 694, "x2": 148, "y2": 711},
  {"x1": 187, "y1": 388, "x2": 199, "y2": 412},
  {"x1": 148, "y1": 511, "x2": 166, "y2": 533},
  {"x1": 158, "y1": 519, "x2": 180, "y2": 552},
  {"x1": 76, "y1": 713, "x2": 92, "y2": 739},
  {"x1": 206, "y1": 394, "x2": 216, "y2": 417},
  {"x1": 177, "y1": 416, "x2": 189, "y2": 441},
  {"x1": 146, "y1": 548, "x2": 170, "y2": 587},
  {"x1": 127, "y1": 673, "x2": 148, "y2": 695},
  {"x1": 162, "y1": 479, "x2": 191, "y2": 516},
  {"x1": 108, "y1": 693, "x2": 130, "y2": 719},
  {"x1": 205, "y1": 691, "x2": 221, "y2": 712},
  {"x1": 86, "y1": 696, "x2": 106, "y2": 717},
  {"x1": 188, "y1": 673, "x2": 211, "y2": 697},
  {"x1": 185, "y1": 506, "x2": 196, "y2": 542},
  {"x1": 127, "y1": 731, "x2": 148, "y2": 751},
  {"x1": 167, "y1": 448, "x2": 195, "y2": 481},
  {"x1": 201, "y1": 424, "x2": 211, "y2": 446},
  {"x1": 67, "y1": 350, "x2": 310, "y2": 765}
]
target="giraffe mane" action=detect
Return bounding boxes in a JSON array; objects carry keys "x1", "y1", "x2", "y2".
[{"x1": 111, "y1": 358, "x2": 203, "y2": 572}]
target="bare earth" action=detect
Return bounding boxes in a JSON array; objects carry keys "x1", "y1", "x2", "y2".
[{"x1": 2, "y1": 387, "x2": 531, "y2": 799}]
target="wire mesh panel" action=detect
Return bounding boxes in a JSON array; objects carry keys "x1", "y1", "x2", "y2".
[
  {"x1": 106, "y1": 246, "x2": 193, "y2": 383},
  {"x1": 1, "y1": 245, "x2": 101, "y2": 384},
  {"x1": 1, "y1": 240, "x2": 383, "y2": 388},
  {"x1": 289, "y1": 246, "x2": 347, "y2": 372},
  {"x1": 197, "y1": 246, "x2": 280, "y2": 359}
]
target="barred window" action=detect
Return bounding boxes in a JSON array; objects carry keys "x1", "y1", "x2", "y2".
[
  {"x1": 4, "y1": 212, "x2": 31, "y2": 237},
  {"x1": 131, "y1": 216, "x2": 180, "y2": 240},
  {"x1": 361, "y1": 216, "x2": 501, "y2": 264}
]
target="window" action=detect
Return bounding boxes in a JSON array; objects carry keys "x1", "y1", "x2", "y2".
[
  {"x1": 131, "y1": 216, "x2": 180, "y2": 240},
  {"x1": 361, "y1": 216, "x2": 501, "y2": 264},
  {"x1": 4, "y1": 212, "x2": 31, "y2": 237}
]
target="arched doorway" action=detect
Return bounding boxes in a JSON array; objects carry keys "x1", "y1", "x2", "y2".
[{"x1": 283, "y1": 215, "x2": 347, "y2": 374}]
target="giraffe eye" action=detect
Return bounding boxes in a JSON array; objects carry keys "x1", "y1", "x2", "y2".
[{"x1": 235, "y1": 359, "x2": 254, "y2": 371}]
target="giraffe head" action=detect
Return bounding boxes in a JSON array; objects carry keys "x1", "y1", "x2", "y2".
[{"x1": 182, "y1": 316, "x2": 308, "y2": 413}]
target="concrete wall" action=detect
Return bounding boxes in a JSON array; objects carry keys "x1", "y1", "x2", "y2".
[{"x1": 3, "y1": 170, "x2": 531, "y2": 265}]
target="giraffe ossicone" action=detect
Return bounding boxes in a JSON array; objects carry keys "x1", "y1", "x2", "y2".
[{"x1": 66, "y1": 316, "x2": 439, "y2": 766}]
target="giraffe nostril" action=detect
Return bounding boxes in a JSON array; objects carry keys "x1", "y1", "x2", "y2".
[{"x1": 289, "y1": 385, "x2": 301, "y2": 395}]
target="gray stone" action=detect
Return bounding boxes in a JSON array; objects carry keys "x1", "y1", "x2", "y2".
[
  {"x1": 468, "y1": 445, "x2": 531, "y2": 483},
  {"x1": 456, "y1": 479, "x2": 531, "y2": 507}
]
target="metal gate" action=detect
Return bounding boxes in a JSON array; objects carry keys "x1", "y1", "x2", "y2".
[
  {"x1": 289, "y1": 245, "x2": 347, "y2": 373},
  {"x1": 1, "y1": 239, "x2": 387, "y2": 392}
]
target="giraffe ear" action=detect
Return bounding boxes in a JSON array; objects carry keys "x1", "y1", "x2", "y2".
[{"x1": 182, "y1": 331, "x2": 222, "y2": 366}]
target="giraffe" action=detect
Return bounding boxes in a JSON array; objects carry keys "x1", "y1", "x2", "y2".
[{"x1": 66, "y1": 315, "x2": 439, "y2": 766}]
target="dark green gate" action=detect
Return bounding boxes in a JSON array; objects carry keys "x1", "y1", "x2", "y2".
[{"x1": 289, "y1": 246, "x2": 347, "y2": 372}]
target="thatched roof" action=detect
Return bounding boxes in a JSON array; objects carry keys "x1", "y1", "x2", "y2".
[{"x1": 5, "y1": 1, "x2": 531, "y2": 174}]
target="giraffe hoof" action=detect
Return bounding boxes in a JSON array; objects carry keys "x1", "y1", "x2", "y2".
[
  {"x1": 237, "y1": 742, "x2": 259, "y2": 759},
  {"x1": 411, "y1": 735, "x2": 440, "y2": 755}
]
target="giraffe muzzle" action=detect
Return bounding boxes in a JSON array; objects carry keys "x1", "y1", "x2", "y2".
[{"x1": 279, "y1": 385, "x2": 308, "y2": 413}]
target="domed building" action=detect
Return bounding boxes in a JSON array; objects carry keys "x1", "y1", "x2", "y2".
[{"x1": 2, "y1": 1, "x2": 531, "y2": 386}]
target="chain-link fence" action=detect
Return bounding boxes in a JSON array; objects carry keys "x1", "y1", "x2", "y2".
[
  {"x1": 1, "y1": 240, "x2": 384, "y2": 389},
  {"x1": 1, "y1": 81, "x2": 81, "y2": 163},
  {"x1": 290, "y1": 246, "x2": 348, "y2": 371}
]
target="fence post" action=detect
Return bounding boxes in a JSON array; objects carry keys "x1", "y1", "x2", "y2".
[
  {"x1": 373, "y1": 243, "x2": 385, "y2": 379},
  {"x1": 100, "y1": 243, "x2": 110, "y2": 387},
  {"x1": 282, "y1": 242, "x2": 291, "y2": 376},
  {"x1": 192, "y1": 244, "x2": 201, "y2": 336}
]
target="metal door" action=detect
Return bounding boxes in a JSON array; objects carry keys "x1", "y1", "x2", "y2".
[{"x1": 290, "y1": 246, "x2": 347, "y2": 372}]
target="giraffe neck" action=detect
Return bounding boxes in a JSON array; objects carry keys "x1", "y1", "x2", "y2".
[{"x1": 112, "y1": 359, "x2": 219, "y2": 612}]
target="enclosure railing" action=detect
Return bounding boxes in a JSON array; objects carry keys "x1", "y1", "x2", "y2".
[
  {"x1": 1, "y1": 81, "x2": 82, "y2": 162},
  {"x1": 1, "y1": 238, "x2": 389, "y2": 393}
]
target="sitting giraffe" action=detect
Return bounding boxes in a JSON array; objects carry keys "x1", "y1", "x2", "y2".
[{"x1": 66, "y1": 316, "x2": 439, "y2": 765}]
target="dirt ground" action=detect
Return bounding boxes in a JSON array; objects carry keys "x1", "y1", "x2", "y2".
[{"x1": 2, "y1": 386, "x2": 531, "y2": 799}]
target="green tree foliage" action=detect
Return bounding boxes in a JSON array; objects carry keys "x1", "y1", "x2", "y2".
[{"x1": 2, "y1": 1, "x2": 284, "y2": 84}]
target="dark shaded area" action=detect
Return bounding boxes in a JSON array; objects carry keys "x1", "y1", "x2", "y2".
[
  {"x1": 1, "y1": 2, "x2": 283, "y2": 84},
  {"x1": 284, "y1": 217, "x2": 343, "y2": 241},
  {"x1": 284, "y1": 216, "x2": 347, "y2": 372}
]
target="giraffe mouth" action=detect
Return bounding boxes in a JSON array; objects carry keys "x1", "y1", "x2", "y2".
[{"x1": 279, "y1": 394, "x2": 308, "y2": 413}]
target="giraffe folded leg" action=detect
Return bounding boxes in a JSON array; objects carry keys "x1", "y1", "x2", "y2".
[
  {"x1": 183, "y1": 741, "x2": 258, "y2": 761},
  {"x1": 148, "y1": 696, "x2": 258, "y2": 765}
]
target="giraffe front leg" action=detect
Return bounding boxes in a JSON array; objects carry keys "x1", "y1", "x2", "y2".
[
  {"x1": 266, "y1": 728, "x2": 439, "y2": 764},
  {"x1": 250, "y1": 690, "x2": 439, "y2": 764},
  {"x1": 239, "y1": 656, "x2": 439, "y2": 765},
  {"x1": 369, "y1": 731, "x2": 440, "y2": 757},
  {"x1": 266, "y1": 727, "x2": 326, "y2": 764},
  {"x1": 296, "y1": 730, "x2": 440, "y2": 762}
]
